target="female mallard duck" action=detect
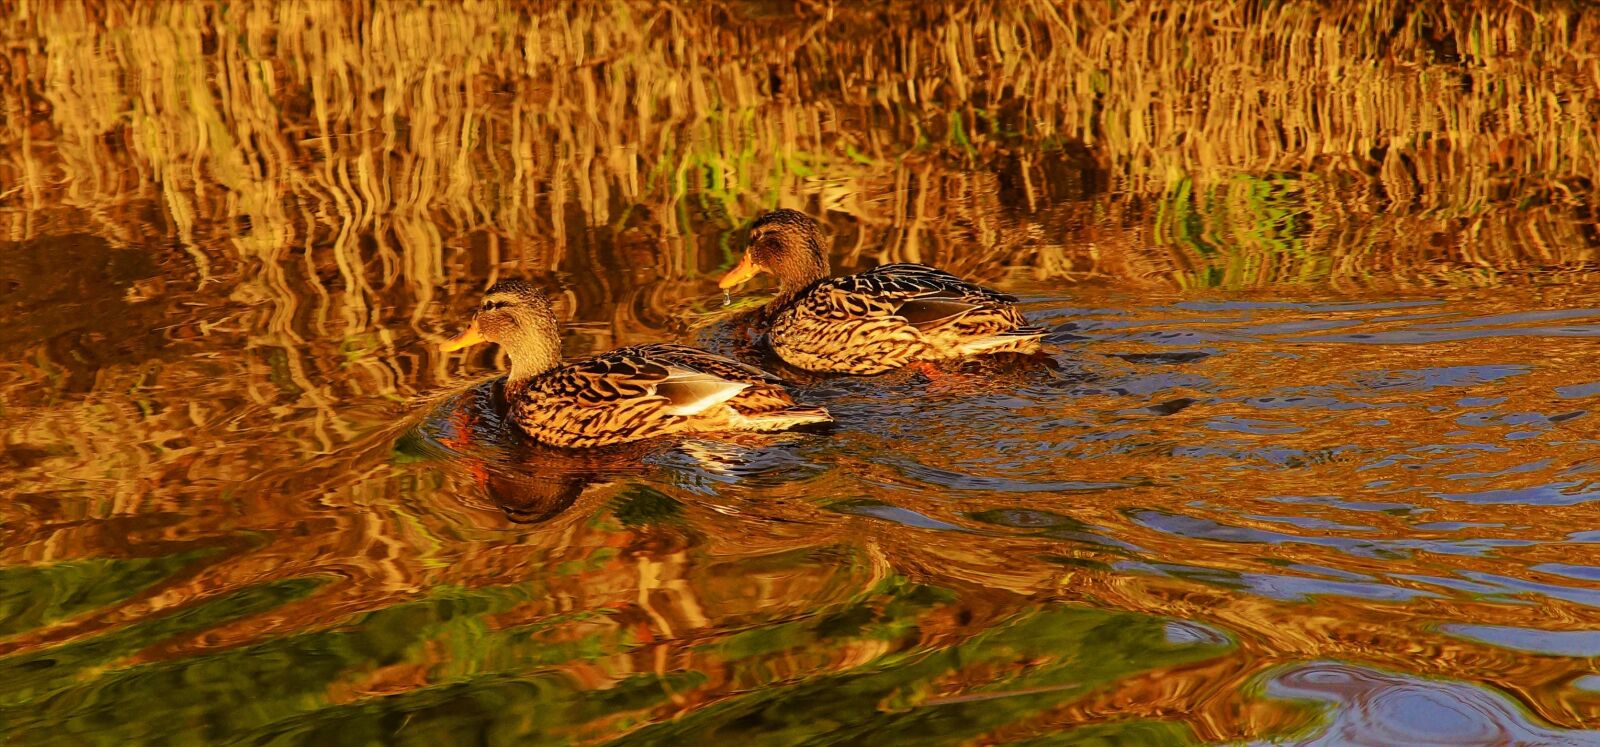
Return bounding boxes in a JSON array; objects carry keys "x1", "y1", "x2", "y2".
[
  {"x1": 719, "y1": 209, "x2": 1047, "y2": 374},
  {"x1": 442, "y1": 280, "x2": 831, "y2": 448}
]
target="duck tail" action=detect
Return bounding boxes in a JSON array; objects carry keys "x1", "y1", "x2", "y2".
[
  {"x1": 733, "y1": 405, "x2": 833, "y2": 431},
  {"x1": 956, "y1": 326, "x2": 1048, "y2": 356}
]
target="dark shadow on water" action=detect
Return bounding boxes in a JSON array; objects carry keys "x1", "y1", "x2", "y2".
[{"x1": 401, "y1": 378, "x2": 658, "y2": 524}]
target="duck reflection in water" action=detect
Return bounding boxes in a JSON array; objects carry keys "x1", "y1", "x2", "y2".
[
  {"x1": 409, "y1": 377, "x2": 648, "y2": 524},
  {"x1": 414, "y1": 375, "x2": 817, "y2": 525},
  {"x1": 480, "y1": 455, "x2": 610, "y2": 525}
]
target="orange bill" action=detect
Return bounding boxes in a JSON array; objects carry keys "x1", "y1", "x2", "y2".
[
  {"x1": 718, "y1": 253, "x2": 763, "y2": 289},
  {"x1": 440, "y1": 320, "x2": 485, "y2": 352}
]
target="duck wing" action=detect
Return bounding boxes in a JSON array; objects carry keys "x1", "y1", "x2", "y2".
[
  {"x1": 531, "y1": 350, "x2": 672, "y2": 406},
  {"x1": 511, "y1": 344, "x2": 824, "y2": 447},
  {"x1": 816, "y1": 264, "x2": 1018, "y2": 330},
  {"x1": 627, "y1": 342, "x2": 822, "y2": 418},
  {"x1": 531, "y1": 346, "x2": 752, "y2": 415},
  {"x1": 893, "y1": 296, "x2": 986, "y2": 329},
  {"x1": 861, "y1": 264, "x2": 1020, "y2": 302},
  {"x1": 623, "y1": 342, "x2": 785, "y2": 385}
]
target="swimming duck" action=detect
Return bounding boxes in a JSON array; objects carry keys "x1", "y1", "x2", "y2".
[
  {"x1": 442, "y1": 280, "x2": 831, "y2": 448},
  {"x1": 719, "y1": 209, "x2": 1046, "y2": 374}
]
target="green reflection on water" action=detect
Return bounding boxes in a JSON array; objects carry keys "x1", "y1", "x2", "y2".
[
  {"x1": 0, "y1": 553, "x2": 208, "y2": 639},
  {"x1": 0, "y1": 550, "x2": 1229, "y2": 744}
]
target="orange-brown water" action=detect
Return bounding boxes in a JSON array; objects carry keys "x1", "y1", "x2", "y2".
[{"x1": 4, "y1": 2, "x2": 1600, "y2": 744}]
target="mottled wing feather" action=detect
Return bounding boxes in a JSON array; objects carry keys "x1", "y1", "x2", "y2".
[
  {"x1": 510, "y1": 343, "x2": 813, "y2": 447},
  {"x1": 624, "y1": 344, "x2": 802, "y2": 415},
  {"x1": 529, "y1": 350, "x2": 671, "y2": 406},
  {"x1": 858, "y1": 263, "x2": 1021, "y2": 304},
  {"x1": 795, "y1": 284, "x2": 901, "y2": 321},
  {"x1": 627, "y1": 343, "x2": 784, "y2": 385}
]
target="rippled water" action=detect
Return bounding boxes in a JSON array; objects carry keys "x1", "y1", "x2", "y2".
[
  {"x1": 7, "y1": 1, "x2": 1600, "y2": 744},
  {"x1": 11, "y1": 268, "x2": 1600, "y2": 744}
]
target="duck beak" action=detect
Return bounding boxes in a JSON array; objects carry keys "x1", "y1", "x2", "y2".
[
  {"x1": 718, "y1": 253, "x2": 762, "y2": 289},
  {"x1": 441, "y1": 321, "x2": 485, "y2": 352}
]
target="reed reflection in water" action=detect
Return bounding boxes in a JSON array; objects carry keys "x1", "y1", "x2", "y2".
[{"x1": 4, "y1": 1, "x2": 1600, "y2": 744}]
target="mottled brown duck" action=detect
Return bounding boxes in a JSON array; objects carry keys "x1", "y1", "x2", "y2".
[
  {"x1": 719, "y1": 209, "x2": 1047, "y2": 374},
  {"x1": 442, "y1": 280, "x2": 831, "y2": 448}
]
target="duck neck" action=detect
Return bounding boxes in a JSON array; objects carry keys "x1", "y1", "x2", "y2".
[
  {"x1": 773, "y1": 236, "x2": 829, "y2": 308},
  {"x1": 770, "y1": 285, "x2": 804, "y2": 313},
  {"x1": 503, "y1": 330, "x2": 562, "y2": 387},
  {"x1": 777, "y1": 271, "x2": 824, "y2": 300}
]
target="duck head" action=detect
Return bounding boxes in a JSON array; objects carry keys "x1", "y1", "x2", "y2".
[
  {"x1": 442, "y1": 280, "x2": 562, "y2": 384},
  {"x1": 719, "y1": 209, "x2": 830, "y2": 298}
]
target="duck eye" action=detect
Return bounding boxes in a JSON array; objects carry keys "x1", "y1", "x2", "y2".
[{"x1": 481, "y1": 300, "x2": 508, "y2": 312}]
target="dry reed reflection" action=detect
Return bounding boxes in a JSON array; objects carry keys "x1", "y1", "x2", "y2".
[{"x1": 4, "y1": 1, "x2": 1600, "y2": 744}]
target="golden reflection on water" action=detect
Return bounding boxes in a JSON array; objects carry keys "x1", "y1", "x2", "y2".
[{"x1": 4, "y1": 1, "x2": 1600, "y2": 743}]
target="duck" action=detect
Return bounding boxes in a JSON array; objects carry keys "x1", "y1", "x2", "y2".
[
  {"x1": 718, "y1": 209, "x2": 1047, "y2": 374},
  {"x1": 441, "y1": 280, "x2": 831, "y2": 448}
]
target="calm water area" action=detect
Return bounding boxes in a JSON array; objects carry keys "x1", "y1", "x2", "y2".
[{"x1": 5, "y1": 2, "x2": 1600, "y2": 744}]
